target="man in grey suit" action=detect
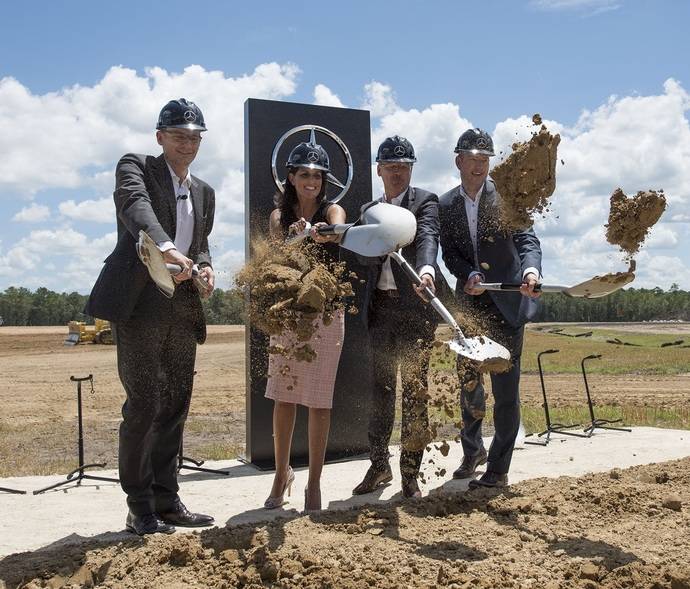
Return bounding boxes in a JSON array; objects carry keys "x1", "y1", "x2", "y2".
[
  {"x1": 352, "y1": 136, "x2": 441, "y2": 499},
  {"x1": 439, "y1": 128, "x2": 541, "y2": 489},
  {"x1": 85, "y1": 98, "x2": 215, "y2": 534}
]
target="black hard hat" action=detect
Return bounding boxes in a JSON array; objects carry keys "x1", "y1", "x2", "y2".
[
  {"x1": 454, "y1": 128, "x2": 494, "y2": 156},
  {"x1": 156, "y1": 98, "x2": 207, "y2": 131},
  {"x1": 376, "y1": 135, "x2": 417, "y2": 163},
  {"x1": 286, "y1": 141, "x2": 330, "y2": 172}
]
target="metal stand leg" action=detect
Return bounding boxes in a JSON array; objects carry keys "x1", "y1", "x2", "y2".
[
  {"x1": 177, "y1": 438, "x2": 229, "y2": 476},
  {"x1": 0, "y1": 486, "x2": 26, "y2": 495},
  {"x1": 525, "y1": 349, "x2": 589, "y2": 446},
  {"x1": 581, "y1": 355, "x2": 631, "y2": 435},
  {"x1": 33, "y1": 375, "x2": 119, "y2": 495}
]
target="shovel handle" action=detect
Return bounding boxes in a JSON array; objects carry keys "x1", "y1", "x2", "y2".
[
  {"x1": 315, "y1": 223, "x2": 353, "y2": 236},
  {"x1": 166, "y1": 263, "x2": 210, "y2": 290},
  {"x1": 479, "y1": 282, "x2": 543, "y2": 292},
  {"x1": 388, "y1": 252, "x2": 463, "y2": 333}
]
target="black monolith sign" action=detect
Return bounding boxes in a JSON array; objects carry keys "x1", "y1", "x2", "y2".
[{"x1": 244, "y1": 98, "x2": 373, "y2": 469}]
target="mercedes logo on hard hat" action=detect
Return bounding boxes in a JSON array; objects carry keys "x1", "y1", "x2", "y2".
[
  {"x1": 476, "y1": 137, "x2": 488, "y2": 148},
  {"x1": 271, "y1": 125, "x2": 353, "y2": 204},
  {"x1": 393, "y1": 145, "x2": 406, "y2": 157},
  {"x1": 183, "y1": 110, "x2": 197, "y2": 122}
]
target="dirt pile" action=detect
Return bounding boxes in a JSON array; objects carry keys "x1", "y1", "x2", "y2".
[
  {"x1": 236, "y1": 239, "x2": 353, "y2": 347},
  {"x1": 491, "y1": 121, "x2": 561, "y2": 232},
  {"x1": 605, "y1": 188, "x2": 667, "y2": 256},
  {"x1": 4, "y1": 458, "x2": 689, "y2": 589}
]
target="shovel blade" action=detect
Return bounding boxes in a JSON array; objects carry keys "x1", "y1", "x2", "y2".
[
  {"x1": 137, "y1": 231, "x2": 176, "y2": 298},
  {"x1": 446, "y1": 334, "x2": 511, "y2": 363},
  {"x1": 564, "y1": 271, "x2": 635, "y2": 298},
  {"x1": 340, "y1": 203, "x2": 417, "y2": 257}
]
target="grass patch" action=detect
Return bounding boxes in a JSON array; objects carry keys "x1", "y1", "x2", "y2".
[
  {"x1": 432, "y1": 327, "x2": 690, "y2": 375},
  {"x1": 195, "y1": 442, "x2": 245, "y2": 461}
]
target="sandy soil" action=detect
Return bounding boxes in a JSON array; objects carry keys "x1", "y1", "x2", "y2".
[{"x1": 1, "y1": 457, "x2": 688, "y2": 588}]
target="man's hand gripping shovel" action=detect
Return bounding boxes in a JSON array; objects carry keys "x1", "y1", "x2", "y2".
[{"x1": 136, "y1": 230, "x2": 211, "y2": 298}]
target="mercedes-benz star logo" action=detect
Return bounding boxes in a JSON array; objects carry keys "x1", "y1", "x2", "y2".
[
  {"x1": 183, "y1": 110, "x2": 197, "y2": 122},
  {"x1": 271, "y1": 125, "x2": 353, "y2": 204},
  {"x1": 393, "y1": 145, "x2": 406, "y2": 157}
]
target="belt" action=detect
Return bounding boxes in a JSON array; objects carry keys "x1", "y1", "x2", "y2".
[{"x1": 374, "y1": 288, "x2": 400, "y2": 299}]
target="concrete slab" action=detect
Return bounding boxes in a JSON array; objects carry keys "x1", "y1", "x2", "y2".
[{"x1": 0, "y1": 426, "x2": 688, "y2": 557}]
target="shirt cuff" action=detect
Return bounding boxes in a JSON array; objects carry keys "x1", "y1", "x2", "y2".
[
  {"x1": 468, "y1": 270, "x2": 485, "y2": 282},
  {"x1": 417, "y1": 265, "x2": 435, "y2": 280},
  {"x1": 523, "y1": 267, "x2": 541, "y2": 281},
  {"x1": 157, "y1": 241, "x2": 176, "y2": 253}
]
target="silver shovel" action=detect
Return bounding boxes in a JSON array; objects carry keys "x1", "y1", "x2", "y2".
[
  {"x1": 479, "y1": 265, "x2": 635, "y2": 299},
  {"x1": 388, "y1": 251, "x2": 511, "y2": 364},
  {"x1": 287, "y1": 201, "x2": 417, "y2": 257},
  {"x1": 136, "y1": 230, "x2": 210, "y2": 298}
]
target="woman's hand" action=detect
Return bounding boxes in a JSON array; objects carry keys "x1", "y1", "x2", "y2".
[
  {"x1": 288, "y1": 217, "x2": 308, "y2": 236},
  {"x1": 310, "y1": 222, "x2": 336, "y2": 243}
]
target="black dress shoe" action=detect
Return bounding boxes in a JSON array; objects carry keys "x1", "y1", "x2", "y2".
[
  {"x1": 159, "y1": 501, "x2": 215, "y2": 528},
  {"x1": 401, "y1": 478, "x2": 422, "y2": 499},
  {"x1": 452, "y1": 449, "x2": 488, "y2": 479},
  {"x1": 468, "y1": 470, "x2": 508, "y2": 489},
  {"x1": 352, "y1": 464, "x2": 393, "y2": 495},
  {"x1": 126, "y1": 512, "x2": 175, "y2": 536}
]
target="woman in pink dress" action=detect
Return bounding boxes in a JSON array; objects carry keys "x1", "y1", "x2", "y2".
[{"x1": 264, "y1": 139, "x2": 346, "y2": 512}]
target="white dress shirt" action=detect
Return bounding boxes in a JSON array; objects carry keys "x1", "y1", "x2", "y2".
[
  {"x1": 376, "y1": 189, "x2": 436, "y2": 290},
  {"x1": 158, "y1": 162, "x2": 195, "y2": 257},
  {"x1": 461, "y1": 182, "x2": 540, "y2": 282}
]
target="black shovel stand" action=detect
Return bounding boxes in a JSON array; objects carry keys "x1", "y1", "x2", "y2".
[
  {"x1": 0, "y1": 486, "x2": 26, "y2": 495},
  {"x1": 526, "y1": 349, "x2": 589, "y2": 446},
  {"x1": 581, "y1": 354, "x2": 631, "y2": 435},
  {"x1": 33, "y1": 375, "x2": 119, "y2": 495},
  {"x1": 177, "y1": 438, "x2": 229, "y2": 476}
]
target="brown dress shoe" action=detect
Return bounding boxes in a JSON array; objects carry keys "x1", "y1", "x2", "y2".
[
  {"x1": 468, "y1": 470, "x2": 508, "y2": 489},
  {"x1": 352, "y1": 464, "x2": 393, "y2": 495},
  {"x1": 401, "y1": 478, "x2": 422, "y2": 499},
  {"x1": 452, "y1": 449, "x2": 488, "y2": 479}
]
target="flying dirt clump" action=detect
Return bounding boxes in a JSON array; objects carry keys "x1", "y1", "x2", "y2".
[
  {"x1": 236, "y1": 239, "x2": 353, "y2": 344},
  {"x1": 605, "y1": 188, "x2": 667, "y2": 256},
  {"x1": 491, "y1": 122, "x2": 561, "y2": 232}
]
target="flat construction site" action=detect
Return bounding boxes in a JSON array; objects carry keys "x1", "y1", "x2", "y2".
[{"x1": 1, "y1": 323, "x2": 689, "y2": 587}]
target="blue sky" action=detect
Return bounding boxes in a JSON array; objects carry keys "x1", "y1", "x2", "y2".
[{"x1": 2, "y1": 0, "x2": 689, "y2": 292}]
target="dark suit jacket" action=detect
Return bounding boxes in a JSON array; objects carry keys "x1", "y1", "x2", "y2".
[
  {"x1": 439, "y1": 177, "x2": 541, "y2": 328},
  {"x1": 85, "y1": 153, "x2": 215, "y2": 342},
  {"x1": 360, "y1": 186, "x2": 442, "y2": 328}
]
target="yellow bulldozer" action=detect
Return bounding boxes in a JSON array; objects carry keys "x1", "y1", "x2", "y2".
[{"x1": 64, "y1": 318, "x2": 114, "y2": 346}]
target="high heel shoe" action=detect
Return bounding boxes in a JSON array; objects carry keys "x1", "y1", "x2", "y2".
[
  {"x1": 264, "y1": 466, "x2": 295, "y2": 509},
  {"x1": 303, "y1": 486, "x2": 322, "y2": 513}
]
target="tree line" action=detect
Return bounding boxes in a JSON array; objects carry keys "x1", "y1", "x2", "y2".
[{"x1": 1, "y1": 284, "x2": 689, "y2": 326}]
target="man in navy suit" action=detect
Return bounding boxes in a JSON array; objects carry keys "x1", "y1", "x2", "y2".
[
  {"x1": 353, "y1": 136, "x2": 441, "y2": 499},
  {"x1": 86, "y1": 99, "x2": 216, "y2": 534},
  {"x1": 439, "y1": 128, "x2": 541, "y2": 488}
]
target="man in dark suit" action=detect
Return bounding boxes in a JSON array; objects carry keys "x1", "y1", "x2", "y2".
[
  {"x1": 439, "y1": 128, "x2": 541, "y2": 489},
  {"x1": 85, "y1": 98, "x2": 216, "y2": 534},
  {"x1": 352, "y1": 136, "x2": 441, "y2": 499}
]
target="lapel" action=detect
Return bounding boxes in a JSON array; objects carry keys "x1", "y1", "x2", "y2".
[
  {"x1": 451, "y1": 186, "x2": 473, "y2": 257},
  {"x1": 190, "y1": 177, "x2": 204, "y2": 255},
  {"x1": 154, "y1": 154, "x2": 177, "y2": 226},
  {"x1": 399, "y1": 186, "x2": 413, "y2": 212}
]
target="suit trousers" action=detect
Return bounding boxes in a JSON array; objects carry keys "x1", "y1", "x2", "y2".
[
  {"x1": 456, "y1": 293, "x2": 524, "y2": 475},
  {"x1": 368, "y1": 292, "x2": 436, "y2": 481},
  {"x1": 114, "y1": 312, "x2": 197, "y2": 516}
]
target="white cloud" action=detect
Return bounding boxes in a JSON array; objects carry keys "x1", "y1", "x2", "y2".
[
  {"x1": 12, "y1": 203, "x2": 50, "y2": 222},
  {"x1": 313, "y1": 84, "x2": 345, "y2": 108},
  {"x1": 59, "y1": 197, "x2": 114, "y2": 223},
  {"x1": 530, "y1": 0, "x2": 622, "y2": 14},
  {"x1": 361, "y1": 81, "x2": 398, "y2": 118}
]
